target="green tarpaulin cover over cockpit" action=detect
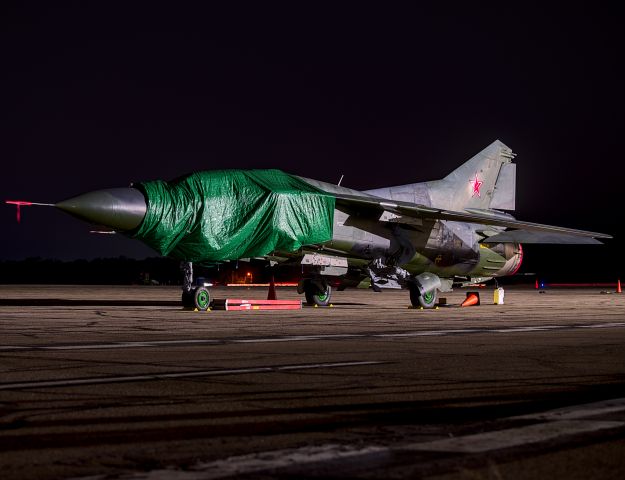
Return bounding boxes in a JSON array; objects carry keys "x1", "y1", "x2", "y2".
[{"x1": 132, "y1": 169, "x2": 335, "y2": 262}]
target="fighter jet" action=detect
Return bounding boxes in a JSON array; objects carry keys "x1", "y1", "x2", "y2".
[{"x1": 7, "y1": 140, "x2": 611, "y2": 309}]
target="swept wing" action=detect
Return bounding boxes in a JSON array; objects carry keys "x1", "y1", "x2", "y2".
[{"x1": 333, "y1": 193, "x2": 611, "y2": 245}]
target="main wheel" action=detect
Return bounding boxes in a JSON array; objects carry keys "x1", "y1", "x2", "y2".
[
  {"x1": 194, "y1": 286, "x2": 211, "y2": 311},
  {"x1": 409, "y1": 284, "x2": 437, "y2": 309},
  {"x1": 304, "y1": 281, "x2": 332, "y2": 306}
]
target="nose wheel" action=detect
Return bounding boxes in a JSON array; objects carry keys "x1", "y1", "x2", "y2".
[{"x1": 182, "y1": 286, "x2": 211, "y2": 311}]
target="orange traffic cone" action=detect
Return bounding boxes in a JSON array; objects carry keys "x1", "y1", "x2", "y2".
[
  {"x1": 617, "y1": 279, "x2": 622, "y2": 294},
  {"x1": 267, "y1": 275, "x2": 277, "y2": 300},
  {"x1": 461, "y1": 292, "x2": 480, "y2": 307}
]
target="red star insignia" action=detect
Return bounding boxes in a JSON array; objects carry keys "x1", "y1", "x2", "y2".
[{"x1": 470, "y1": 173, "x2": 483, "y2": 197}]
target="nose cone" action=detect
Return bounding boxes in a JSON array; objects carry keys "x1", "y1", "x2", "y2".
[{"x1": 56, "y1": 188, "x2": 147, "y2": 231}]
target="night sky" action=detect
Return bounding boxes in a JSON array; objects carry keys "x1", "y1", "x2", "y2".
[{"x1": 1, "y1": 4, "x2": 623, "y2": 277}]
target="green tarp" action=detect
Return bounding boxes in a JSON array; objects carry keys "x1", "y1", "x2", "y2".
[{"x1": 132, "y1": 169, "x2": 335, "y2": 262}]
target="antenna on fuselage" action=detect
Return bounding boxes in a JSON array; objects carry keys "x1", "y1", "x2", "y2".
[{"x1": 337, "y1": 174, "x2": 344, "y2": 186}]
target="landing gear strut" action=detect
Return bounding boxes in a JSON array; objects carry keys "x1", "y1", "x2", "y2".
[{"x1": 180, "y1": 261, "x2": 211, "y2": 311}]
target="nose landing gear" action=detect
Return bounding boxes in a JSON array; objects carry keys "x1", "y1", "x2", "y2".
[{"x1": 180, "y1": 261, "x2": 212, "y2": 311}]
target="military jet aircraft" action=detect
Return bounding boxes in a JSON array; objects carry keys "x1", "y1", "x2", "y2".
[{"x1": 7, "y1": 140, "x2": 611, "y2": 309}]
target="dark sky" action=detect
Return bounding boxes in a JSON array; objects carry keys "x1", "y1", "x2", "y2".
[{"x1": 1, "y1": 3, "x2": 624, "y2": 264}]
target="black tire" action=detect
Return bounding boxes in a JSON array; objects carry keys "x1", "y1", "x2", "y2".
[
  {"x1": 194, "y1": 287, "x2": 211, "y2": 311},
  {"x1": 304, "y1": 281, "x2": 332, "y2": 306},
  {"x1": 409, "y1": 284, "x2": 437, "y2": 309}
]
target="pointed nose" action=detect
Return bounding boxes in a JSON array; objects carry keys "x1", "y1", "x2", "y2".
[{"x1": 56, "y1": 188, "x2": 147, "y2": 231}]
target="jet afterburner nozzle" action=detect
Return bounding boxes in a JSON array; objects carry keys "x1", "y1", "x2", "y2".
[{"x1": 56, "y1": 188, "x2": 147, "y2": 231}]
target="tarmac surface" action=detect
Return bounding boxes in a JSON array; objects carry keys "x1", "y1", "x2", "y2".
[{"x1": 1, "y1": 284, "x2": 624, "y2": 479}]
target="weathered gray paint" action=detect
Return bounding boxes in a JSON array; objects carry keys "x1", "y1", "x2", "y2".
[
  {"x1": 490, "y1": 162, "x2": 516, "y2": 210},
  {"x1": 298, "y1": 140, "x2": 607, "y2": 286}
]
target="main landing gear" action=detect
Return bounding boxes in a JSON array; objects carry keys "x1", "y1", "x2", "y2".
[
  {"x1": 299, "y1": 278, "x2": 332, "y2": 307},
  {"x1": 409, "y1": 284, "x2": 437, "y2": 308},
  {"x1": 408, "y1": 272, "x2": 441, "y2": 309}
]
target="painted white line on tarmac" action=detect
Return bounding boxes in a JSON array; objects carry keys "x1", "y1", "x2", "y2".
[
  {"x1": 403, "y1": 420, "x2": 624, "y2": 453},
  {"x1": 45, "y1": 339, "x2": 221, "y2": 350},
  {"x1": 492, "y1": 325, "x2": 567, "y2": 333},
  {"x1": 69, "y1": 396, "x2": 625, "y2": 480},
  {"x1": 0, "y1": 360, "x2": 383, "y2": 390},
  {"x1": 491, "y1": 327, "x2": 553, "y2": 332},
  {"x1": 512, "y1": 397, "x2": 625, "y2": 421},
  {"x1": 235, "y1": 335, "x2": 332, "y2": 343},
  {"x1": 375, "y1": 329, "x2": 476, "y2": 337},
  {"x1": 95, "y1": 444, "x2": 388, "y2": 480},
  {"x1": 166, "y1": 444, "x2": 387, "y2": 480},
  {"x1": 2, "y1": 321, "x2": 625, "y2": 352},
  {"x1": 577, "y1": 322, "x2": 625, "y2": 329},
  {"x1": 89, "y1": 420, "x2": 625, "y2": 479}
]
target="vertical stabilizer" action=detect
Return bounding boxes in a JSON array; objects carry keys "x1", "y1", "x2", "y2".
[{"x1": 428, "y1": 140, "x2": 516, "y2": 211}]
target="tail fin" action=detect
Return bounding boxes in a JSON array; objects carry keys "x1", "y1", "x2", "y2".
[{"x1": 428, "y1": 140, "x2": 516, "y2": 211}]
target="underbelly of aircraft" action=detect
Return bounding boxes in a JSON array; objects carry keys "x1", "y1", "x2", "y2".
[{"x1": 323, "y1": 237, "x2": 522, "y2": 281}]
